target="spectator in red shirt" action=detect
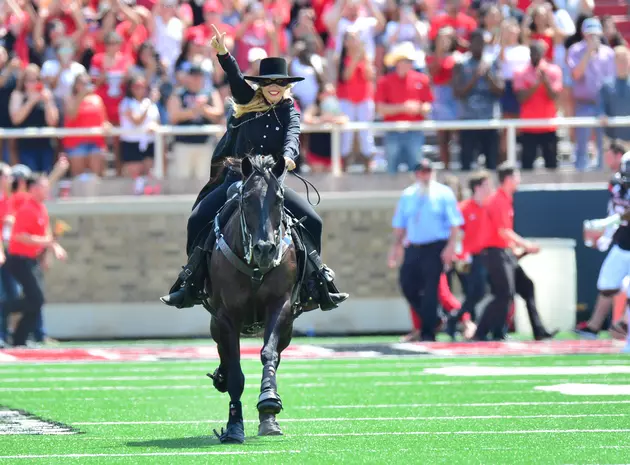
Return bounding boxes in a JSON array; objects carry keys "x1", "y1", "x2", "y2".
[
  {"x1": 524, "y1": 3, "x2": 557, "y2": 62},
  {"x1": 473, "y1": 163, "x2": 556, "y2": 341},
  {"x1": 449, "y1": 170, "x2": 493, "y2": 328},
  {"x1": 376, "y1": 42, "x2": 433, "y2": 174},
  {"x1": 233, "y1": 3, "x2": 281, "y2": 70},
  {"x1": 5, "y1": 175, "x2": 66, "y2": 347},
  {"x1": 90, "y1": 31, "x2": 131, "y2": 126},
  {"x1": 429, "y1": 0, "x2": 477, "y2": 50},
  {"x1": 426, "y1": 27, "x2": 458, "y2": 167},
  {"x1": 337, "y1": 29, "x2": 376, "y2": 169},
  {"x1": 4, "y1": 0, "x2": 33, "y2": 67},
  {"x1": 185, "y1": 0, "x2": 234, "y2": 45},
  {"x1": 115, "y1": 3, "x2": 150, "y2": 61},
  {"x1": 63, "y1": 72, "x2": 109, "y2": 177},
  {"x1": 513, "y1": 41, "x2": 562, "y2": 170}
]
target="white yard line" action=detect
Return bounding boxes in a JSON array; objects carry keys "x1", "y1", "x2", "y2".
[
  {"x1": 1, "y1": 359, "x2": 628, "y2": 374},
  {"x1": 0, "y1": 353, "x2": 627, "y2": 367},
  {"x1": 300, "y1": 429, "x2": 630, "y2": 437},
  {"x1": 305, "y1": 400, "x2": 630, "y2": 409},
  {"x1": 72, "y1": 413, "x2": 628, "y2": 426},
  {"x1": 0, "y1": 383, "x2": 326, "y2": 392},
  {"x1": 3, "y1": 377, "x2": 630, "y2": 392},
  {"x1": 0, "y1": 450, "x2": 302, "y2": 460},
  {"x1": 11, "y1": 390, "x2": 533, "y2": 402}
]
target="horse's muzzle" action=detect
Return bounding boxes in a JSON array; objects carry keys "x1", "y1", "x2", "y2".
[{"x1": 252, "y1": 240, "x2": 277, "y2": 269}]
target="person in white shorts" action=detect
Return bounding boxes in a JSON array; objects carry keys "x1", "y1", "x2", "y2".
[{"x1": 579, "y1": 149, "x2": 630, "y2": 340}]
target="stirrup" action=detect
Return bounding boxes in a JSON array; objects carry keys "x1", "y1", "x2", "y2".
[
  {"x1": 162, "y1": 246, "x2": 208, "y2": 307},
  {"x1": 302, "y1": 250, "x2": 348, "y2": 311}
]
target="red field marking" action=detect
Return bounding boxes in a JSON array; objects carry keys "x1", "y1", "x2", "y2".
[
  {"x1": 413, "y1": 340, "x2": 625, "y2": 356},
  {"x1": 0, "y1": 340, "x2": 624, "y2": 363}
]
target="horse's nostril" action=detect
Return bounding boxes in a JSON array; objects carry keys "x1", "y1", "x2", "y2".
[{"x1": 253, "y1": 241, "x2": 275, "y2": 259}]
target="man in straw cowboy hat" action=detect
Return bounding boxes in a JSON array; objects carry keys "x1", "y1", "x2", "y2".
[{"x1": 376, "y1": 41, "x2": 433, "y2": 174}]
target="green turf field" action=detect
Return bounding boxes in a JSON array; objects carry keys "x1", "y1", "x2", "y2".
[{"x1": 1, "y1": 341, "x2": 629, "y2": 464}]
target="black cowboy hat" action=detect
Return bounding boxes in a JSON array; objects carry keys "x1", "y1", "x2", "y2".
[{"x1": 243, "y1": 57, "x2": 304, "y2": 83}]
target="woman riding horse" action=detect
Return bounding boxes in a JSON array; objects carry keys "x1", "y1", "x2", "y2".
[{"x1": 160, "y1": 25, "x2": 348, "y2": 311}]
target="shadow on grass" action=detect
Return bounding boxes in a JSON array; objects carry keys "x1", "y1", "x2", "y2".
[{"x1": 127, "y1": 435, "x2": 280, "y2": 449}]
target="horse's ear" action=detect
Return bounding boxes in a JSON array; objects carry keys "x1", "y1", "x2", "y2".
[
  {"x1": 272, "y1": 156, "x2": 286, "y2": 179},
  {"x1": 241, "y1": 157, "x2": 253, "y2": 178}
]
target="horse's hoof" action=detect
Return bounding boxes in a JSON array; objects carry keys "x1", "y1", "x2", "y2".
[
  {"x1": 207, "y1": 368, "x2": 227, "y2": 393},
  {"x1": 258, "y1": 417, "x2": 283, "y2": 436},
  {"x1": 257, "y1": 390, "x2": 283, "y2": 414},
  {"x1": 213, "y1": 422, "x2": 245, "y2": 444}
]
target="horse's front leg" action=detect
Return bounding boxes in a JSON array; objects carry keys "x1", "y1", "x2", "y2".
[
  {"x1": 212, "y1": 314, "x2": 246, "y2": 444},
  {"x1": 258, "y1": 297, "x2": 293, "y2": 436}
]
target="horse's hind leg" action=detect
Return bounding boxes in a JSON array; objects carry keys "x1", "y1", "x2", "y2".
[
  {"x1": 212, "y1": 315, "x2": 246, "y2": 444},
  {"x1": 258, "y1": 299, "x2": 293, "y2": 436}
]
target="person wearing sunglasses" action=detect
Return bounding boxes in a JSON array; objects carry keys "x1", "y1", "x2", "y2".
[{"x1": 161, "y1": 24, "x2": 348, "y2": 313}]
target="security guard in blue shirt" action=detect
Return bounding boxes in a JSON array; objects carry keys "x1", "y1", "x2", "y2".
[{"x1": 388, "y1": 159, "x2": 464, "y2": 341}]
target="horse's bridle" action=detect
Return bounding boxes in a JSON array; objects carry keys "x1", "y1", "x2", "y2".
[{"x1": 236, "y1": 168, "x2": 286, "y2": 269}]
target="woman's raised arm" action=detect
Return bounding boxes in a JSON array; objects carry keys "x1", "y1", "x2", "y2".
[
  {"x1": 216, "y1": 52, "x2": 256, "y2": 104},
  {"x1": 210, "y1": 24, "x2": 255, "y2": 104}
]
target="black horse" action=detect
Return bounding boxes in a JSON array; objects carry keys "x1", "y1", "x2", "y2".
[{"x1": 206, "y1": 154, "x2": 305, "y2": 444}]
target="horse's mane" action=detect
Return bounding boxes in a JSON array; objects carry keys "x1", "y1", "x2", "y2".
[{"x1": 224, "y1": 155, "x2": 276, "y2": 177}]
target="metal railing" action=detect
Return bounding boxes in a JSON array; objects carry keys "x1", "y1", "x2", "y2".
[{"x1": 0, "y1": 115, "x2": 626, "y2": 179}]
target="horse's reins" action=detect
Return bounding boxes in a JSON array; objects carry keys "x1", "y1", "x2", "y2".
[{"x1": 290, "y1": 170, "x2": 321, "y2": 207}]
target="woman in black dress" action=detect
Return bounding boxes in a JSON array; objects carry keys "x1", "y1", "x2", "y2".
[{"x1": 161, "y1": 25, "x2": 348, "y2": 312}]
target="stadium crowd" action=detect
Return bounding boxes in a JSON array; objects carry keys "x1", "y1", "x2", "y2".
[{"x1": 0, "y1": 0, "x2": 626, "y2": 191}]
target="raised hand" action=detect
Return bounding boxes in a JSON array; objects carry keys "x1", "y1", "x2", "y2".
[{"x1": 209, "y1": 24, "x2": 228, "y2": 55}]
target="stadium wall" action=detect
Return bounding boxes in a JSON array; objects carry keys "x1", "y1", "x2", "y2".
[{"x1": 43, "y1": 187, "x2": 592, "y2": 339}]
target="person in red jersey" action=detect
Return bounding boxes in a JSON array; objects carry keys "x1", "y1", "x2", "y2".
[
  {"x1": 5, "y1": 175, "x2": 66, "y2": 347},
  {"x1": 185, "y1": 0, "x2": 234, "y2": 45},
  {"x1": 428, "y1": 0, "x2": 477, "y2": 50},
  {"x1": 90, "y1": 31, "x2": 131, "y2": 126},
  {"x1": 443, "y1": 170, "x2": 493, "y2": 339},
  {"x1": 90, "y1": 31, "x2": 131, "y2": 176},
  {"x1": 473, "y1": 163, "x2": 556, "y2": 341},
  {"x1": 376, "y1": 42, "x2": 433, "y2": 174},
  {"x1": 512, "y1": 41, "x2": 562, "y2": 170}
]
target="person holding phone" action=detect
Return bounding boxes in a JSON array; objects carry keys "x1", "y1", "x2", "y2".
[
  {"x1": 567, "y1": 18, "x2": 615, "y2": 171},
  {"x1": 8, "y1": 64, "x2": 59, "y2": 173}
]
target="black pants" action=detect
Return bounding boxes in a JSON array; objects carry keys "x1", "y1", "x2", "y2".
[
  {"x1": 187, "y1": 172, "x2": 323, "y2": 256},
  {"x1": 475, "y1": 247, "x2": 546, "y2": 340},
  {"x1": 399, "y1": 241, "x2": 446, "y2": 341},
  {"x1": 459, "y1": 129, "x2": 499, "y2": 171},
  {"x1": 459, "y1": 254, "x2": 486, "y2": 321},
  {"x1": 4, "y1": 255, "x2": 44, "y2": 346},
  {"x1": 520, "y1": 131, "x2": 557, "y2": 170}
]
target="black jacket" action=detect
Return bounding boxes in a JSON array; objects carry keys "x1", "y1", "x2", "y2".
[
  {"x1": 195, "y1": 53, "x2": 301, "y2": 210},
  {"x1": 211, "y1": 52, "x2": 301, "y2": 165}
]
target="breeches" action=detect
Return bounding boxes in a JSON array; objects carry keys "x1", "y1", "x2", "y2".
[{"x1": 187, "y1": 177, "x2": 323, "y2": 256}]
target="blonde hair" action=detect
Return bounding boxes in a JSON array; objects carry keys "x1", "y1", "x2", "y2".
[{"x1": 230, "y1": 86, "x2": 293, "y2": 119}]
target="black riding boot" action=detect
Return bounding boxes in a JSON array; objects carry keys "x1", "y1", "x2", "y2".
[
  {"x1": 160, "y1": 246, "x2": 209, "y2": 309},
  {"x1": 303, "y1": 248, "x2": 349, "y2": 311}
]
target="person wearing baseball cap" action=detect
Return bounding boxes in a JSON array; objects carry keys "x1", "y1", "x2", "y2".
[
  {"x1": 389, "y1": 157, "x2": 464, "y2": 341},
  {"x1": 567, "y1": 17, "x2": 615, "y2": 170}
]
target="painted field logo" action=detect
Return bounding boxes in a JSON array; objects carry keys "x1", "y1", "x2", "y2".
[{"x1": 0, "y1": 407, "x2": 78, "y2": 435}]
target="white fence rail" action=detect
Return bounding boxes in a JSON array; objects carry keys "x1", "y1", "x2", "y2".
[{"x1": 0, "y1": 115, "x2": 625, "y2": 179}]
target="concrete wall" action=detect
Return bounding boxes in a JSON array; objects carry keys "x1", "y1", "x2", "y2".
[{"x1": 44, "y1": 188, "x2": 580, "y2": 339}]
